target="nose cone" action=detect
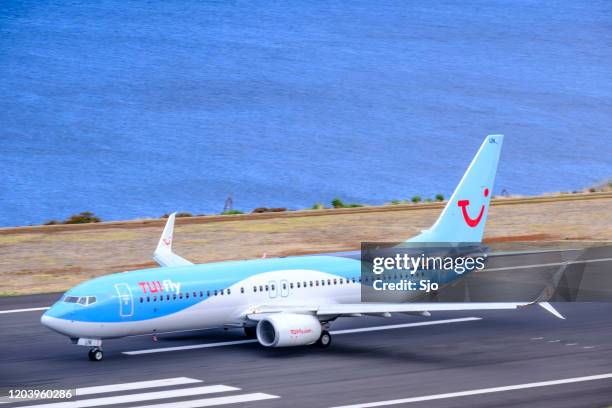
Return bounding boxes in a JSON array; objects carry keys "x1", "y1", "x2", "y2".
[{"x1": 41, "y1": 309, "x2": 70, "y2": 335}]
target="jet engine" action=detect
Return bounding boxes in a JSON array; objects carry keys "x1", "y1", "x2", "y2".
[{"x1": 256, "y1": 313, "x2": 322, "y2": 347}]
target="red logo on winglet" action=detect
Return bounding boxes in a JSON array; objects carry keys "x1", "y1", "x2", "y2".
[
  {"x1": 162, "y1": 238, "x2": 171, "y2": 246},
  {"x1": 457, "y1": 188, "x2": 489, "y2": 228}
]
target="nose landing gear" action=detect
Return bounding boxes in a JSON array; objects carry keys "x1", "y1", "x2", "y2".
[{"x1": 88, "y1": 347, "x2": 104, "y2": 361}]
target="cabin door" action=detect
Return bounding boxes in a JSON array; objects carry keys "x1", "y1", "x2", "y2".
[{"x1": 115, "y1": 283, "x2": 134, "y2": 317}]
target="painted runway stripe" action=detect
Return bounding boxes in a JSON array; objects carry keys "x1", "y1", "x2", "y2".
[
  {"x1": 330, "y1": 373, "x2": 612, "y2": 408},
  {"x1": 0, "y1": 307, "x2": 49, "y2": 314},
  {"x1": 18, "y1": 385, "x2": 237, "y2": 408},
  {"x1": 124, "y1": 317, "x2": 482, "y2": 355},
  {"x1": 123, "y1": 339, "x2": 259, "y2": 355},
  {"x1": 485, "y1": 257, "x2": 612, "y2": 272},
  {"x1": 75, "y1": 377, "x2": 202, "y2": 396},
  {"x1": 0, "y1": 378, "x2": 203, "y2": 405},
  {"x1": 129, "y1": 393, "x2": 280, "y2": 408},
  {"x1": 331, "y1": 317, "x2": 481, "y2": 335}
]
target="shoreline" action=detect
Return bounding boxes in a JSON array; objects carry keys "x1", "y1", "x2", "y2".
[{"x1": 2, "y1": 191, "x2": 611, "y2": 234}]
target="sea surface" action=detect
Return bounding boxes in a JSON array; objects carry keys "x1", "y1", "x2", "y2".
[{"x1": 1, "y1": 0, "x2": 611, "y2": 227}]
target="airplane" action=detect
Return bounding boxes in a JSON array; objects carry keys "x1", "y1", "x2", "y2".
[{"x1": 41, "y1": 134, "x2": 563, "y2": 361}]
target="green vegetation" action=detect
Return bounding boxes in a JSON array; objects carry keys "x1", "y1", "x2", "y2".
[
  {"x1": 411, "y1": 196, "x2": 421, "y2": 203},
  {"x1": 44, "y1": 211, "x2": 101, "y2": 225},
  {"x1": 221, "y1": 210, "x2": 245, "y2": 215},
  {"x1": 310, "y1": 203, "x2": 326, "y2": 210},
  {"x1": 175, "y1": 212, "x2": 193, "y2": 218},
  {"x1": 435, "y1": 193, "x2": 444, "y2": 201},
  {"x1": 252, "y1": 207, "x2": 286, "y2": 213},
  {"x1": 331, "y1": 198, "x2": 363, "y2": 208},
  {"x1": 64, "y1": 211, "x2": 101, "y2": 224}
]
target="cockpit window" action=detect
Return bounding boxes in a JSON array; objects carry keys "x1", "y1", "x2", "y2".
[{"x1": 64, "y1": 296, "x2": 96, "y2": 306}]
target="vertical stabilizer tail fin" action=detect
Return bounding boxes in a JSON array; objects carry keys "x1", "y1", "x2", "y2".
[{"x1": 409, "y1": 135, "x2": 503, "y2": 243}]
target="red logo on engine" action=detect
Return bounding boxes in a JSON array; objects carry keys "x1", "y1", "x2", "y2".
[
  {"x1": 457, "y1": 188, "x2": 489, "y2": 228},
  {"x1": 290, "y1": 328, "x2": 313, "y2": 335}
]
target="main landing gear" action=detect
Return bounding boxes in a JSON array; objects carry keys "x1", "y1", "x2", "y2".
[
  {"x1": 316, "y1": 330, "x2": 332, "y2": 348},
  {"x1": 88, "y1": 347, "x2": 104, "y2": 361}
]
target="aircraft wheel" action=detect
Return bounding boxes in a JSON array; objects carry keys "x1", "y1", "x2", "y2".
[
  {"x1": 88, "y1": 347, "x2": 104, "y2": 361},
  {"x1": 317, "y1": 330, "x2": 332, "y2": 348},
  {"x1": 244, "y1": 326, "x2": 257, "y2": 338}
]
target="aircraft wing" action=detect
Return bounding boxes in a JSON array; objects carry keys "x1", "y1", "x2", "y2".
[
  {"x1": 153, "y1": 213, "x2": 193, "y2": 267},
  {"x1": 246, "y1": 301, "x2": 564, "y2": 320}
]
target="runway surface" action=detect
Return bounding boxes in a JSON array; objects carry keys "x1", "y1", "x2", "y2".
[{"x1": 2, "y1": 249, "x2": 612, "y2": 407}]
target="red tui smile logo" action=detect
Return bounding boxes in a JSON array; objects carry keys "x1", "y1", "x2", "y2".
[
  {"x1": 162, "y1": 238, "x2": 171, "y2": 246},
  {"x1": 457, "y1": 188, "x2": 489, "y2": 228}
]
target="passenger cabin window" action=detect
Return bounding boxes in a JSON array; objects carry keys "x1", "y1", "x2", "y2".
[{"x1": 241, "y1": 287, "x2": 244, "y2": 294}]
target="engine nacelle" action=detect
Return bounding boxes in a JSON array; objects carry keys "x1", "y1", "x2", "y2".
[{"x1": 256, "y1": 313, "x2": 322, "y2": 347}]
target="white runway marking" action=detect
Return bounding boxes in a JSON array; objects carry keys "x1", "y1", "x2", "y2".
[
  {"x1": 330, "y1": 317, "x2": 481, "y2": 335},
  {"x1": 124, "y1": 317, "x2": 481, "y2": 355},
  {"x1": 129, "y1": 393, "x2": 280, "y2": 407},
  {"x1": 330, "y1": 373, "x2": 612, "y2": 408},
  {"x1": 485, "y1": 257, "x2": 612, "y2": 272},
  {"x1": 75, "y1": 377, "x2": 202, "y2": 396},
  {"x1": 124, "y1": 339, "x2": 258, "y2": 355},
  {"x1": 0, "y1": 307, "x2": 49, "y2": 314},
  {"x1": 3, "y1": 377, "x2": 281, "y2": 408},
  {"x1": 18, "y1": 385, "x2": 237, "y2": 408}
]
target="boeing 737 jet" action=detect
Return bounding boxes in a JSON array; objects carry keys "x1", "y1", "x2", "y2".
[{"x1": 41, "y1": 135, "x2": 563, "y2": 361}]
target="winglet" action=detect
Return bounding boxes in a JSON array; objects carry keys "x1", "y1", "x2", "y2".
[
  {"x1": 538, "y1": 302, "x2": 565, "y2": 319},
  {"x1": 153, "y1": 213, "x2": 193, "y2": 267}
]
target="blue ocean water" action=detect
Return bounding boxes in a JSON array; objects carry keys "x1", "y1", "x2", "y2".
[{"x1": 1, "y1": 1, "x2": 611, "y2": 227}]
